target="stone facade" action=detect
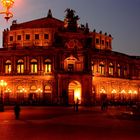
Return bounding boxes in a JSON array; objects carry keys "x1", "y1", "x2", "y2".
[{"x1": 0, "y1": 9, "x2": 140, "y2": 105}]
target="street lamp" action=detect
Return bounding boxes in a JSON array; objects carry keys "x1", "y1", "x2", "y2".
[
  {"x1": 0, "y1": 80, "x2": 7, "y2": 111},
  {"x1": 0, "y1": 0, "x2": 14, "y2": 21}
]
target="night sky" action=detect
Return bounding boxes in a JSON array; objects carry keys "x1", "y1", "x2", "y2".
[{"x1": 0, "y1": 0, "x2": 140, "y2": 56}]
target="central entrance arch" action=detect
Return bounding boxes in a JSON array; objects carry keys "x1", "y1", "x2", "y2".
[{"x1": 68, "y1": 81, "x2": 82, "y2": 104}]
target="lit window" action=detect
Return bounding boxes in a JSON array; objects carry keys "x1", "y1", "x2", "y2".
[
  {"x1": 124, "y1": 66, "x2": 127, "y2": 76},
  {"x1": 109, "y1": 63, "x2": 114, "y2": 75},
  {"x1": 30, "y1": 59, "x2": 37, "y2": 73},
  {"x1": 44, "y1": 59, "x2": 52, "y2": 73},
  {"x1": 117, "y1": 64, "x2": 121, "y2": 77},
  {"x1": 5, "y1": 60, "x2": 11, "y2": 74},
  {"x1": 91, "y1": 61, "x2": 94, "y2": 75},
  {"x1": 17, "y1": 59, "x2": 24, "y2": 73},
  {"x1": 99, "y1": 62, "x2": 105, "y2": 75},
  {"x1": 44, "y1": 85, "x2": 52, "y2": 93}
]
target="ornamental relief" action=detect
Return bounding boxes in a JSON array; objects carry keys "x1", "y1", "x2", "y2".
[{"x1": 65, "y1": 39, "x2": 83, "y2": 49}]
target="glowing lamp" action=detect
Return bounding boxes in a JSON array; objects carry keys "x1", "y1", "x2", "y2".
[
  {"x1": 134, "y1": 91, "x2": 137, "y2": 94},
  {"x1": 0, "y1": 0, "x2": 14, "y2": 21},
  {"x1": 112, "y1": 89, "x2": 116, "y2": 94},
  {"x1": 0, "y1": 80, "x2": 7, "y2": 87}
]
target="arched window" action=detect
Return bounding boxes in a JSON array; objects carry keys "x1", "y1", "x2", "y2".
[
  {"x1": 30, "y1": 59, "x2": 37, "y2": 73},
  {"x1": 5, "y1": 60, "x2": 11, "y2": 74},
  {"x1": 124, "y1": 66, "x2": 127, "y2": 76},
  {"x1": 99, "y1": 62, "x2": 105, "y2": 75},
  {"x1": 44, "y1": 85, "x2": 52, "y2": 93},
  {"x1": 91, "y1": 61, "x2": 94, "y2": 75},
  {"x1": 117, "y1": 64, "x2": 121, "y2": 77},
  {"x1": 17, "y1": 59, "x2": 24, "y2": 73},
  {"x1": 109, "y1": 63, "x2": 114, "y2": 75},
  {"x1": 44, "y1": 59, "x2": 52, "y2": 73},
  {"x1": 64, "y1": 55, "x2": 77, "y2": 72}
]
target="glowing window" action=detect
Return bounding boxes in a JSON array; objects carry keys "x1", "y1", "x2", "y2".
[
  {"x1": 44, "y1": 85, "x2": 52, "y2": 93},
  {"x1": 5, "y1": 60, "x2": 11, "y2": 74},
  {"x1": 30, "y1": 59, "x2": 37, "y2": 73},
  {"x1": 99, "y1": 62, "x2": 105, "y2": 75},
  {"x1": 109, "y1": 63, "x2": 114, "y2": 75},
  {"x1": 117, "y1": 64, "x2": 121, "y2": 77},
  {"x1": 124, "y1": 66, "x2": 127, "y2": 76},
  {"x1": 91, "y1": 61, "x2": 94, "y2": 75},
  {"x1": 44, "y1": 59, "x2": 51, "y2": 73},
  {"x1": 17, "y1": 59, "x2": 24, "y2": 73}
]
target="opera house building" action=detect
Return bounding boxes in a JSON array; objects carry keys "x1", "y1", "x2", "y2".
[{"x1": 0, "y1": 9, "x2": 140, "y2": 106}]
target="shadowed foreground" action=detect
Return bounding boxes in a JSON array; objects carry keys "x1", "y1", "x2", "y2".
[{"x1": 0, "y1": 106, "x2": 140, "y2": 140}]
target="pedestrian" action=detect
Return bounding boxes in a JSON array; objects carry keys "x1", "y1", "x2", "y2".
[
  {"x1": 75, "y1": 98, "x2": 79, "y2": 112},
  {"x1": 14, "y1": 104, "x2": 21, "y2": 120}
]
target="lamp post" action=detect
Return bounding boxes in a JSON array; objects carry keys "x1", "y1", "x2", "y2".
[
  {"x1": 0, "y1": 0, "x2": 14, "y2": 21},
  {"x1": 0, "y1": 80, "x2": 7, "y2": 112}
]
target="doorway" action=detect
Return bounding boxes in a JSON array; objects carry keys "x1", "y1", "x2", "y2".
[{"x1": 68, "y1": 81, "x2": 82, "y2": 104}]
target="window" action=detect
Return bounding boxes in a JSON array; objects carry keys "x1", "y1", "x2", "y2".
[
  {"x1": 30, "y1": 59, "x2": 37, "y2": 73},
  {"x1": 124, "y1": 66, "x2": 127, "y2": 76},
  {"x1": 17, "y1": 59, "x2": 24, "y2": 73},
  {"x1": 109, "y1": 63, "x2": 114, "y2": 75},
  {"x1": 117, "y1": 64, "x2": 121, "y2": 77},
  {"x1": 68, "y1": 64, "x2": 74, "y2": 72},
  {"x1": 5, "y1": 60, "x2": 11, "y2": 74},
  {"x1": 96, "y1": 38, "x2": 99, "y2": 44},
  {"x1": 44, "y1": 34, "x2": 49, "y2": 39},
  {"x1": 17, "y1": 35, "x2": 21, "y2": 41},
  {"x1": 64, "y1": 55, "x2": 77, "y2": 72},
  {"x1": 44, "y1": 59, "x2": 52, "y2": 73},
  {"x1": 10, "y1": 36, "x2": 13, "y2": 41},
  {"x1": 25, "y1": 34, "x2": 30, "y2": 40},
  {"x1": 102, "y1": 40, "x2": 104, "y2": 45},
  {"x1": 106, "y1": 42, "x2": 109, "y2": 47},
  {"x1": 35, "y1": 34, "x2": 39, "y2": 40},
  {"x1": 99, "y1": 62, "x2": 105, "y2": 75},
  {"x1": 91, "y1": 61, "x2": 94, "y2": 75},
  {"x1": 44, "y1": 85, "x2": 52, "y2": 93}
]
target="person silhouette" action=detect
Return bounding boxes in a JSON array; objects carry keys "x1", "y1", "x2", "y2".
[
  {"x1": 14, "y1": 104, "x2": 21, "y2": 120},
  {"x1": 75, "y1": 98, "x2": 79, "y2": 112}
]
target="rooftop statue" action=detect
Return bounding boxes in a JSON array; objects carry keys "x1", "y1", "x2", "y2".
[{"x1": 64, "y1": 8, "x2": 79, "y2": 32}]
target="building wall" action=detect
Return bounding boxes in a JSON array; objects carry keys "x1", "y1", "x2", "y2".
[{"x1": 0, "y1": 14, "x2": 139, "y2": 106}]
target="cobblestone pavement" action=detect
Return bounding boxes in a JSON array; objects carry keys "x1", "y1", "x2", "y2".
[{"x1": 0, "y1": 106, "x2": 140, "y2": 140}]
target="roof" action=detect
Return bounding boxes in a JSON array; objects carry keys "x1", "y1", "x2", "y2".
[{"x1": 10, "y1": 16, "x2": 64, "y2": 30}]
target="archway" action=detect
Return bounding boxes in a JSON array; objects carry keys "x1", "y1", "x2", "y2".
[{"x1": 68, "y1": 81, "x2": 82, "y2": 104}]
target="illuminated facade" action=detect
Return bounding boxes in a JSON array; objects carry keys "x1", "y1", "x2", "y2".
[{"x1": 1, "y1": 9, "x2": 140, "y2": 105}]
